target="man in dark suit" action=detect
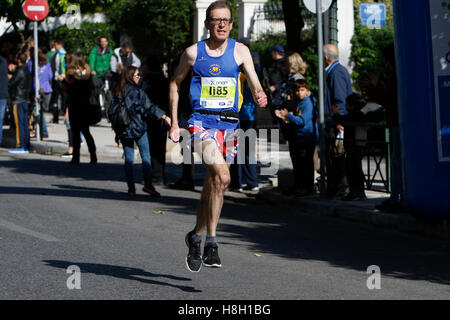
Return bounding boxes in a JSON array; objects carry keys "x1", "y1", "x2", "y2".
[{"x1": 323, "y1": 44, "x2": 354, "y2": 199}]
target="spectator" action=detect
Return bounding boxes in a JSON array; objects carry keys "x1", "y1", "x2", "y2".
[
  {"x1": 264, "y1": 44, "x2": 289, "y2": 143},
  {"x1": 46, "y1": 40, "x2": 56, "y2": 63},
  {"x1": 234, "y1": 75, "x2": 259, "y2": 192},
  {"x1": 281, "y1": 52, "x2": 308, "y2": 111},
  {"x1": 323, "y1": 44, "x2": 353, "y2": 198},
  {"x1": 89, "y1": 36, "x2": 113, "y2": 107},
  {"x1": 111, "y1": 66, "x2": 170, "y2": 197},
  {"x1": 64, "y1": 53, "x2": 97, "y2": 165},
  {"x1": 265, "y1": 44, "x2": 289, "y2": 110},
  {"x1": 275, "y1": 79, "x2": 317, "y2": 196},
  {"x1": 49, "y1": 39, "x2": 68, "y2": 124},
  {"x1": 8, "y1": 53, "x2": 32, "y2": 154},
  {"x1": 29, "y1": 48, "x2": 52, "y2": 139},
  {"x1": 141, "y1": 57, "x2": 170, "y2": 185},
  {"x1": 110, "y1": 42, "x2": 141, "y2": 88},
  {"x1": 339, "y1": 93, "x2": 367, "y2": 201},
  {"x1": 230, "y1": 39, "x2": 261, "y2": 192},
  {"x1": 0, "y1": 54, "x2": 8, "y2": 147}
]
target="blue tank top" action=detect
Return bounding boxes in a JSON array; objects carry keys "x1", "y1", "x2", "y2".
[{"x1": 188, "y1": 39, "x2": 240, "y2": 130}]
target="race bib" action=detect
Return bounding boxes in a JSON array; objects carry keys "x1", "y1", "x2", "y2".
[{"x1": 200, "y1": 77, "x2": 236, "y2": 109}]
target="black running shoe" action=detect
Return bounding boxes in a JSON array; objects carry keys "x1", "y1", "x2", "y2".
[
  {"x1": 185, "y1": 231, "x2": 202, "y2": 272},
  {"x1": 202, "y1": 243, "x2": 222, "y2": 268}
]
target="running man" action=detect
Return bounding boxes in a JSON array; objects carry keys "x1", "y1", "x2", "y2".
[{"x1": 169, "y1": 0, "x2": 267, "y2": 272}]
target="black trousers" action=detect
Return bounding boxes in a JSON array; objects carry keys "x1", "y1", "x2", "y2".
[
  {"x1": 50, "y1": 81, "x2": 67, "y2": 123},
  {"x1": 71, "y1": 124, "x2": 96, "y2": 162},
  {"x1": 344, "y1": 141, "x2": 365, "y2": 195},
  {"x1": 288, "y1": 140, "x2": 316, "y2": 192}
]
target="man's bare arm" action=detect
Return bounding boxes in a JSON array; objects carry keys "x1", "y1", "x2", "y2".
[
  {"x1": 235, "y1": 43, "x2": 267, "y2": 108},
  {"x1": 169, "y1": 44, "x2": 197, "y2": 142}
]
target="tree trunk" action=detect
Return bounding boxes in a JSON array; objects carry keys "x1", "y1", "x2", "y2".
[{"x1": 281, "y1": 0, "x2": 305, "y2": 54}]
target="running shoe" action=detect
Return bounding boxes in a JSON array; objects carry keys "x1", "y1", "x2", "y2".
[
  {"x1": 185, "y1": 231, "x2": 202, "y2": 272},
  {"x1": 202, "y1": 243, "x2": 222, "y2": 268}
]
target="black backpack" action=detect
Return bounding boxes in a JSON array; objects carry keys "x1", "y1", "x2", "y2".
[{"x1": 107, "y1": 97, "x2": 130, "y2": 134}]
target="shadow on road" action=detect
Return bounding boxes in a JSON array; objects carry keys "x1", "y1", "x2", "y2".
[
  {"x1": 0, "y1": 157, "x2": 208, "y2": 187},
  {"x1": 3, "y1": 156, "x2": 450, "y2": 288},
  {"x1": 219, "y1": 201, "x2": 450, "y2": 287},
  {"x1": 42, "y1": 260, "x2": 202, "y2": 293}
]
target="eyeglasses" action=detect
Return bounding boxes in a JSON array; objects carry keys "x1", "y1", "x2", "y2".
[
  {"x1": 207, "y1": 17, "x2": 232, "y2": 25},
  {"x1": 134, "y1": 74, "x2": 141, "y2": 78}
]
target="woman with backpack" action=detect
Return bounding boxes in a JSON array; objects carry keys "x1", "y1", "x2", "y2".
[{"x1": 110, "y1": 66, "x2": 170, "y2": 197}]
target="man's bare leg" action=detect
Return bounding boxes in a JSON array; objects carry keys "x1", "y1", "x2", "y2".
[
  {"x1": 194, "y1": 140, "x2": 230, "y2": 237},
  {"x1": 185, "y1": 139, "x2": 230, "y2": 269}
]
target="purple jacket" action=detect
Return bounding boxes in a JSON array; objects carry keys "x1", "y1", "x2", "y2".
[{"x1": 29, "y1": 61, "x2": 53, "y2": 94}]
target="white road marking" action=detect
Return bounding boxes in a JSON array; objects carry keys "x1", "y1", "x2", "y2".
[{"x1": 0, "y1": 218, "x2": 60, "y2": 242}]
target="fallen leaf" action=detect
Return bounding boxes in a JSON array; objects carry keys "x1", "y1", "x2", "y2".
[
  {"x1": 254, "y1": 253, "x2": 261, "y2": 257},
  {"x1": 152, "y1": 210, "x2": 164, "y2": 215}
]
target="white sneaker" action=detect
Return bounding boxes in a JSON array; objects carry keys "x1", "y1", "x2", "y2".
[{"x1": 8, "y1": 148, "x2": 29, "y2": 154}]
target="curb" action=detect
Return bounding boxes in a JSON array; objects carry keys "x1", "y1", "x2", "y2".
[
  {"x1": 2, "y1": 131, "x2": 123, "y2": 158},
  {"x1": 258, "y1": 189, "x2": 450, "y2": 242}
]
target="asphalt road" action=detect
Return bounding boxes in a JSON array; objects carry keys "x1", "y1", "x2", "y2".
[{"x1": 0, "y1": 150, "x2": 449, "y2": 300}]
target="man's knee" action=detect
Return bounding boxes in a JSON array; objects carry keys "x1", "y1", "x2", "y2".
[{"x1": 212, "y1": 171, "x2": 230, "y2": 191}]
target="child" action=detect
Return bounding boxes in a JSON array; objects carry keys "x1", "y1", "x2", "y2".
[{"x1": 275, "y1": 79, "x2": 317, "y2": 196}]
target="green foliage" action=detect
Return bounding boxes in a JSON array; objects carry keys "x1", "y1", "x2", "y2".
[
  {"x1": 108, "y1": 0, "x2": 193, "y2": 70},
  {"x1": 350, "y1": 23, "x2": 394, "y2": 95},
  {"x1": 49, "y1": 22, "x2": 115, "y2": 59},
  {"x1": 350, "y1": 0, "x2": 395, "y2": 97}
]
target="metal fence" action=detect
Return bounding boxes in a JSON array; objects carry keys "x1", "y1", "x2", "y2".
[{"x1": 249, "y1": 1, "x2": 316, "y2": 40}]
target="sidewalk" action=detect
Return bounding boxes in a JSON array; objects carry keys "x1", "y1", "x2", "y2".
[
  {"x1": 2, "y1": 112, "x2": 449, "y2": 242},
  {"x1": 2, "y1": 112, "x2": 123, "y2": 158}
]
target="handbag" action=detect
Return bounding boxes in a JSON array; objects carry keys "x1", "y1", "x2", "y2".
[{"x1": 87, "y1": 104, "x2": 102, "y2": 125}]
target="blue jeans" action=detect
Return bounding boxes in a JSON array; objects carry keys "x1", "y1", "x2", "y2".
[
  {"x1": 40, "y1": 111, "x2": 48, "y2": 136},
  {"x1": 0, "y1": 99, "x2": 6, "y2": 146},
  {"x1": 237, "y1": 120, "x2": 258, "y2": 188},
  {"x1": 121, "y1": 132, "x2": 152, "y2": 190},
  {"x1": 12, "y1": 101, "x2": 30, "y2": 149}
]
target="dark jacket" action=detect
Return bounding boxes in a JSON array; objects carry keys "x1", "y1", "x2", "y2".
[
  {"x1": 65, "y1": 65, "x2": 93, "y2": 127},
  {"x1": 8, "y1": 64, "x2": 31, "y2": 102},
  {"x1": 0, "y1": 56, "x2": 8, "y2": 99},
  {"x1": 267, "y1": 57, "x2": 289, "y2": 108},
  {"x1": 325, "y1": 62, "x2": 352, "y2": 118},
  {"x1": 117, "y1": 84, "x2": 166, "y2": 140}
]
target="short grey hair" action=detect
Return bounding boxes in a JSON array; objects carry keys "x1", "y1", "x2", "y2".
[{"x1": 324, "y1": 46, "x2": 339, "y2": 61}]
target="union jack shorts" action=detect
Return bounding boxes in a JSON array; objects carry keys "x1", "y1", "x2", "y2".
[{"x1": 188, "y1": 124, "x2": 240, "y2": 164}]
